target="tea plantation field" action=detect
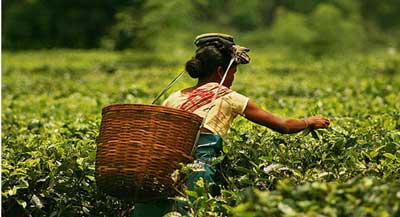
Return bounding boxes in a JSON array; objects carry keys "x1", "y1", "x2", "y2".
[{"x1": 2, "y1": 49, "x2": 400, "y2": 216}]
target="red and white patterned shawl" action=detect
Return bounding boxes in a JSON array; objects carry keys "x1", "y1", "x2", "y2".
[{"x1": 178, "y1": 83, "x2": 232, "y2": 112}]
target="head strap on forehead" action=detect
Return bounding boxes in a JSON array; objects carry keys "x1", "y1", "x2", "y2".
[{"x1": 194, "y1": 33, "x2": 250, "y2": 64}]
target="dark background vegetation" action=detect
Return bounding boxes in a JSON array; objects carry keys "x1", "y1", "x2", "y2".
[{"x1": 3, "y1": 0, "x2": 400, "y2": 53}]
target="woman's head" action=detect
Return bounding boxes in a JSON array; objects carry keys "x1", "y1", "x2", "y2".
[
  {"x1": 185, "y1": 45, "x2": 233, "y2": 79},
  {"x1": 185, "y1": 33, "x2": 250, "y2": 87}
]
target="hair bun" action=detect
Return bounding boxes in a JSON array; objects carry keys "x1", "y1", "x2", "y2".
[{"x1": 185, "y1": 57, "x2": 202, "y2": 78}]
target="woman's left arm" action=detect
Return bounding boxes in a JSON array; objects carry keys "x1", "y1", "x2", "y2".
[{"x1": 243, "y1": 100, "x2": 330, "y2": 134}]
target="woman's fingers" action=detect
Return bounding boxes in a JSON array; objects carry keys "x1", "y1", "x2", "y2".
[{"x1": 310, "y1": 116, "x2": 330, "y2": 129}]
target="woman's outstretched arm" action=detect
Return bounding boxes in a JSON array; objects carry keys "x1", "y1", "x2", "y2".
[{"x1": 243, "y1": 100, "x2": 330, "y2": 134}]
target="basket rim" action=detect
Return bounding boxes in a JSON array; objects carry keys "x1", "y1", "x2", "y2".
[{"x1": 102, "y1": 103, "x2": 203, "y2": 122}]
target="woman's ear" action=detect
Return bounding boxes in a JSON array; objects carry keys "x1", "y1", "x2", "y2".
[{"x1": 216, "y1": 66, "x2": 224, "y2": 79}]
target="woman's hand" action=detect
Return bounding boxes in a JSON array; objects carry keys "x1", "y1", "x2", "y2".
[{"x1": 303, "y1": 116, "x2": 330, "y2": 129}]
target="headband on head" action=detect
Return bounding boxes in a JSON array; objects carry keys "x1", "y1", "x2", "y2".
[{"x1": 194, "y1": 33, "x2": 250, "y2": 64}]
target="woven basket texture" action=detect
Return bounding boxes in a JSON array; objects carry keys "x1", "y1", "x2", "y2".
[{"x1": 95, "y1": 104, "x2": 203, "y2": 202}]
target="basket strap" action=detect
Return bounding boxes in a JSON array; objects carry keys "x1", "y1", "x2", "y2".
[
  {"x1": 152, "y1": 70, "x2": 185, "y2": 104},
  {"x1": 191, "y1": 58, "x2": 235, "y2": 155}
]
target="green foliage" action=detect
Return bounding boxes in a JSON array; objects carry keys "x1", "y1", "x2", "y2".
[
  {"x1": 2, "y1": 49, "x2": 400, "y2": 216},
  {"x1": 361, "y1": 0, "x2": 400, "y2": 30},
  {"x1": 101, "y1": 0, "x2": 198, "y2": 51},
  {"x1": 308, "y1": 3, "x2": 365, "y2": 55},
  {"x1": 270, "y1": 8, "x2": 315, "y2": 48},
  {"x1": 229, "y1": 0, "x2": 261, "y2": 31},
  {"x1": 101, "y1": 5, "x2": 148, "y2": 50},
  {"x1": 232, "y1": 177, "x2": 400, "y2": 216},
  {"x1": 269, "y1": 4, "x2": 366, "y2": 55}
]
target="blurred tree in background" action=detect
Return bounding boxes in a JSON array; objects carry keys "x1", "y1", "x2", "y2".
[
  {"x1": 2, "y1": 0, "x2": 400, "y2": 53},
  {"x1": 2, "y1": 0, "x2": 138, "y2": 49}
]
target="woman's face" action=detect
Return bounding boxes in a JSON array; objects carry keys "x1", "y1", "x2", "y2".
[{"x1": 219, "y1": 65, "x2": 237, "y2": 88}]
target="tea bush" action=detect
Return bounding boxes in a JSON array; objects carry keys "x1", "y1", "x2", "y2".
[{"x1": 2, "y1": 49, "x2": 400, "y2": 216}]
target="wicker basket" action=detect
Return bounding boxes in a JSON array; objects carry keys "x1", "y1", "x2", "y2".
[{"x1": 95, "y1": 104, "x2": 203, "y2": 202}]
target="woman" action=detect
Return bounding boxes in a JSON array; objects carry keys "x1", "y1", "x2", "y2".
[{"x1": 134, "y1": 33, "x2": 330, "y2": 216}]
